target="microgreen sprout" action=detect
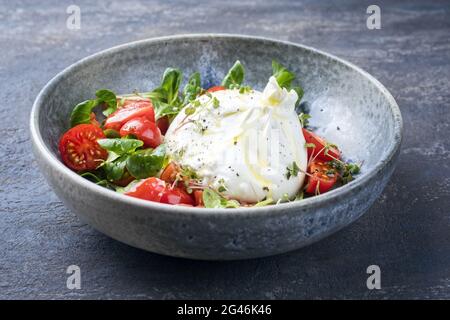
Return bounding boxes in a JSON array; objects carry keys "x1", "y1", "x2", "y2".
[{"x1": 286, "y1": 161, "x2": 300, "y2": 180}]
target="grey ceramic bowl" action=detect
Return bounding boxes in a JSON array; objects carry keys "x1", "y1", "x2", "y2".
[{"x1": 30, "y1": 34, "x2": 402, "y2": 260}]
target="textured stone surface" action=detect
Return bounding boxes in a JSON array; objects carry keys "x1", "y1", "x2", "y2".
[{"x1": 1, "y1": 0, "x2": 449, "y2": 299}]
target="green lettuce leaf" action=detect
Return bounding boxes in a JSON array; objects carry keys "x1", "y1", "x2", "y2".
[{"x1": 221, "y1": 60, "x2": 244, "y2": 89}]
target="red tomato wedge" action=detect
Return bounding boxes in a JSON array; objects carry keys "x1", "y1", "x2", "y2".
[
  {"x1": 305, "y1": 161, "x2": 338, "y2": 195},
  {"x1": 119, "y1": 117, "x2": 162, "y2": 148},
  {"x1": 207, "y1": 85, "x2": 226, "y2": 92},
  {"x1": 193, "y1": 190, "x2": 204, "y2": 207},
  {"x1": 104, "y1": 100, "x2": 155, "y2": 131},
  {"x1": 120, "y1": 98, "x2": 151, "y2": 108},
  {"x1": 160, "y1": 162, "x2": 180, "y2": 183},
  {"x1": 156, "y1": 116, "x2": 170, "y2": 135},
  {"x1": 124, "y1": 177, "x2": 167, "y2": 202},
  {"x1": 124, "y1": 177, "x2": 194, "y2": 205},
  {"x1": 161, "y1": 187, "x2": 194, "y2": 206},
  {"x1": 302, "y1": 128, "x2": 341, "y2": 162},
  {"x1": 59, "y1": 124, "x2": 108, "y2": 172}
]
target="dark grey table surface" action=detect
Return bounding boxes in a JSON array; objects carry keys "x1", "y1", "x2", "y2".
[{"x1": 1, "y1": 0, "x2": 449, "y2": 299}]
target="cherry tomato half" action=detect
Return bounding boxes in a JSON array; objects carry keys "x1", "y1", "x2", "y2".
[
  {"x1": 120, "y1": 98, "x2": 151, "y2": 108},
  {"x1": 161, "y1": 187, "x2": 194, "y2": 206},
  {"x1": 302, "y1": 128, "x2": 341, "y2": 162},
  {"x1": 104, "y1": 100, "x2": 155, "y2": 131},
  {"x1": 59, "y1": 124, "x2": 108, "y2": 172},
  {"x1": 207, "y1": 85, "x2": 226, "y2": 93},
  {"x1": 120, "y1": 117, "x2": 162, "y2": 148},
  {"x1": 156, "y1": 116, "x2": 170, "y2": 135},
  {"x1": 124, "y1": 177, "x2": 167, "y2": 202},
  {"x1": 160, "y1": 162, "x2": 180, "y2": 184},
  {"x1": 305, "y1": 161, "x2": 338, "y2": 195},
  {"x1": 193, "y1": 190, "x2": 204, "y2": 207},
  {"x1": 124, "y1": 177, "x2": 194, "y2": 206}
]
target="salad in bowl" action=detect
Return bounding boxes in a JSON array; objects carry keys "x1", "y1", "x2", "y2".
[{"x1": 58, "y1": 60, "x2": 360, "y2": 208}]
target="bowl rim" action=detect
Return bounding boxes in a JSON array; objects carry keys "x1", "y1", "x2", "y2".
[{"x1": 30, "y1": 33, "x2": 403, "y2": 217}]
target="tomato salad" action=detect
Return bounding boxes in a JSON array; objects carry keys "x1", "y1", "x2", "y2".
[{"x1": 59, "y1": 60, "x2": 360, "y2": 208}]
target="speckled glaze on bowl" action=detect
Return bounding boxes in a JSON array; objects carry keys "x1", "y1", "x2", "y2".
[{"x1": 30, "y1": 34, "x2": 402, "y2": 260}]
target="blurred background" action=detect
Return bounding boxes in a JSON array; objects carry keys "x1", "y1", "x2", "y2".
[{"x1": 1, "y1": 0, "x2": 449, "y2": 299}]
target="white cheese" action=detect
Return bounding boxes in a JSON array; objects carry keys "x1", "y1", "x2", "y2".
[{"x1": 165, "y1": 76, "x2": 307, "y2": 203}]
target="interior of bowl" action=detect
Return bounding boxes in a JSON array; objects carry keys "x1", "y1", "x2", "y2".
[{"x1": 37, "y1": 35, "x2": 398, "y2": 186}]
